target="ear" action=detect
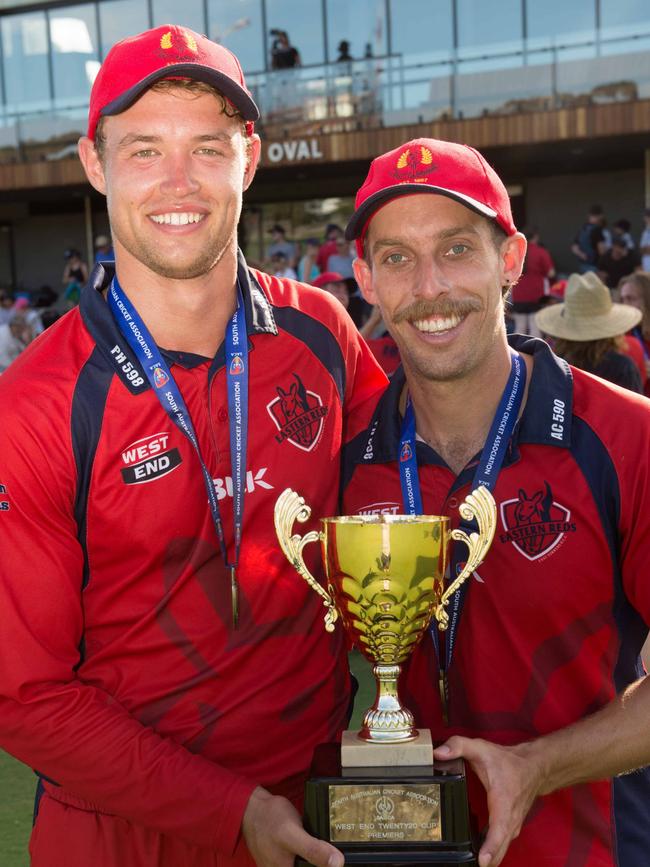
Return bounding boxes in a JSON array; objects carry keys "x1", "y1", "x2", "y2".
[
  {"x1": 353, "y1": 256, "x2": 377, "y2": 306},
  {"x1": 77, "y1": 136, "x2": 107, "y2": 196},
  {"x1": 501, "y1": 232, "x2": 527, "y2": 285},
  {"x1": 242, "y1": 134, "x2": 261, "y2": 192}
]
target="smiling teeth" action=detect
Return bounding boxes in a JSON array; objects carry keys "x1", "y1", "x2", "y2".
[
  {"x1": 413, "y1": 316, "x2": 461, "y2": 334},
  {"x1": 150, "y1": 213, "x2": 204, "y2": 225}
]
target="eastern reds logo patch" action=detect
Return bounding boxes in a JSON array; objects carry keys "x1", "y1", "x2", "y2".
[
  {"x1": 499, "y1": 481, "x2": 576, "y2": 561},
  {"x1": 267, "y1": 373, "x2": 328, "y2": 452},
  {"x1": 121, "y1": 432, "x2": 182, "y2": 485}
]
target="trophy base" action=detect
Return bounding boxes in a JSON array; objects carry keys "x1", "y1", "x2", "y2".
[
  {"x1": 341, "y1": 728, "x2": 433, "y2": 767},
  {"x1": 298, "y1": 743, "x2": 477, "y2": 867}
]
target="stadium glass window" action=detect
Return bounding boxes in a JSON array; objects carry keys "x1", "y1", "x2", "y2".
[
  {"x1": 208, "y1": 0, "x2": 264, "y2": 73},
  {"x1": 526, "y1": 0, "x2": 596, "y2": 53},
  {"x1": 388, "y1": 0, "x2": 453, "y2": 66},
  {"x1": 457, "y1": 0, "x2": 523, "y2": 69},
  {"x1": 601, "y1": 0, "x2": 650, "y2": 36},
  {"x1": 599, "y1": 0, "x2": 650, "y2": 55},
  {"x1": 265, "y1": 0, "x2": 325, "y2": 68},
  {"x1": 49, "y1": 4, "x2": 99, "y2": 108},
  {"x1": 152, "y1": 0, "x2": 206, "y2": 36},
  {"x1": 325, "y1": 0, "x2": 387, "y2": 63},
  {"x1": 99, "y1": 0, "x2": 150, "y2": 60},
  {"x1": 1, "y1": 12, "x2": 51, "y2": 113}
]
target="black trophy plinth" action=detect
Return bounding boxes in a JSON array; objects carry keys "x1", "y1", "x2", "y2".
[{"x1": 297, "y1": 742, "x2": 477, "y2": 867}]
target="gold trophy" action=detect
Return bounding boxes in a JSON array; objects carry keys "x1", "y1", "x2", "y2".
[{"x1": 274, "y1": 487, "x2": 496, "y2": 866}]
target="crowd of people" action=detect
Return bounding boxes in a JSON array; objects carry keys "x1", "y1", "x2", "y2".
[{"x1": 1, "y1": 22, "x2": 650, "y2": 867}]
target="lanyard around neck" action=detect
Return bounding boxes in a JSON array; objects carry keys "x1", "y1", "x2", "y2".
[
  {"x1": 398, "y1": 350, "x2": 526, "y2": 677},
  {"x1": 107, "y1": 276, "x2": 249, "y2": 627}
]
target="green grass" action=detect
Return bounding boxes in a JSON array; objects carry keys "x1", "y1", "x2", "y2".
[
  {"x1": 0, "y1": 651, "x2": 374, "y2": 864},
  {"x1": 0, "y1": 750, "x2": 34, "y2": 867}
]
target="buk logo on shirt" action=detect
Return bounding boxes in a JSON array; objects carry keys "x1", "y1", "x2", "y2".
[
  {"x1": 499, "y1": 481, "x2": 576, "y2": 560},
  {"x1": 266, "y1": 373, "x2": 328, "y2": 452}
]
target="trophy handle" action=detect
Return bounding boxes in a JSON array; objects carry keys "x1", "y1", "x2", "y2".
[
  {"x1": 274, "y1": 488, "x2": 339, "y2": 632},
  {"x1": 436, "y1": 486, "x2": 497, "y2": 630}
]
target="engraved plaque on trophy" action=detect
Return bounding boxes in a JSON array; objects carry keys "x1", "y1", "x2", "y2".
[{"x1": 274, "y1": 488, "x2": 497, "y2": 866}]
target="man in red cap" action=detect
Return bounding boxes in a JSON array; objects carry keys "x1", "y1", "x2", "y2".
[
  {"x1": 342, "y1": 138, "x2": 650, "y2": 867},
  {"x1": 0, "y1": 24, "x2": 386, "y2": 867}
]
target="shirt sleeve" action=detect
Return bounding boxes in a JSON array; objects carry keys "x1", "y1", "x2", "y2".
[{"x1": 0, "y1": 386, "x2": 255, "y2": 854}]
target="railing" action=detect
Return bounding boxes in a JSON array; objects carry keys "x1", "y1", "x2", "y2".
[{"x1": 1, "y1": 27, "x2": 650, "y2": 164}]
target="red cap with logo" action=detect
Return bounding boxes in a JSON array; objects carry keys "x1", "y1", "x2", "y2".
[
  {"x1": 87, "y1": 24, "x2": 259, "y2": 140},
  {"x1": 345, "y1": 138, "x2": 516, "y2": 256}
]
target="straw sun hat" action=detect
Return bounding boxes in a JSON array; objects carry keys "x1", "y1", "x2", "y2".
[{"x1": 535, "y1": 271, "x2": 641, "y2": 341}]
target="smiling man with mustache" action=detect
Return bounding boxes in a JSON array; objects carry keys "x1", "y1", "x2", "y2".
[{"x1": 342, "y1": 138, "x2": 650, "y2": 867}]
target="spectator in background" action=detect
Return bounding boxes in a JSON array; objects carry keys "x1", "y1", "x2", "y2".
[
  {"x1": 297, "y1": 238, "x2": 320, "y2": 283},
  {"x1": 33, "y1": 285, "x2": 58, "y2": 308},
  {"x1": 619, "y1": 271, "x2": 650, "y2": 395},
  {"x1": 270, "y1": 30, "x2": 301, "y2": 69},
  {"x1": 612, "y1": 218, "x2": 635, "y2": 251},
  {"x1": 62, "y1": 248, "x2": 88, "y2": 306},
  {"x1": 640, "y1": 208, "x2": 650, "y2": 272},
  {"x1": 326, "y1": 237, "x2": 355, "y2": 279},
  {"x1": 312, "y1": 271, "x2": 368, "y2": 329},
  {"x1": 316, "y1": 224, "x2": 343, "y2": 271},
  {"x1": 336, "y1": 40, "x2": 353, "y2": 62},
  {"x1": 598, "y1": 237, "x2": 639, "y2": 289},
  {"x1": 266, "y1": 224, "x2": 296, "y2": 267},
  {"x1": 509, "y1": 227, "x2": 555, "y2": 337},
  {"x1": 0, "y1": 290, "x2": 14, "y2": 325},
  {"x1": 312, "y1": 271, "x2": 348, "y2": 308},
  {"x1": 571, "y1": 204, "x2": 607, "y2": 273},
  {"x1": 0, "y1": 309, "x2": 40, "y2": 373},
  {"x1": 271, "y1": 251, "x2": 297, "y2": 280},
  {"x1": 536, "y1": 271, "x2": 642, "y2": 392},
  {"x1": 94, "y1": 234, "x2": 114, "y2": 264}
]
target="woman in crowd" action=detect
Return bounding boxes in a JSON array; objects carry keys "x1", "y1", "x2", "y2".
[
  {"x1": 619, "y1": 272, "x2": 650, "y2": 395},
  {"x1": 535, "y1": 271, "x2": 643, "y2": 393}
]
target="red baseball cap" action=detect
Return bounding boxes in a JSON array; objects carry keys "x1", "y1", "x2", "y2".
[
  {"x1": 312, "y1": 271, "x2": 346, "y2": 288},
  {"x1": 345, "y1": 138, "x2": 516, "y2": 256},
  {"x1": 87, "y1": 24, "x2": 259, "y2": 140}
]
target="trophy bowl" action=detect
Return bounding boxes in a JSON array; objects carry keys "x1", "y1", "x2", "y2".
[{"x1": 274, "y1": 488, "x2": 496, "y2": 744}]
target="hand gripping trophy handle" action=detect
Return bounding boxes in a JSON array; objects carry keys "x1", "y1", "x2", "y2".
[
  {"x1": 435, "y1": 485, "x2": 497, "y2": 630},
  {"x1": 274, "y1": 489, "x2": 338, "y2": 632}
]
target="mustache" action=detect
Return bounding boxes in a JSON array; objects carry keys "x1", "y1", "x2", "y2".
[{"x1": 392, "y1": 297, "x2": 482, "y2": 324}]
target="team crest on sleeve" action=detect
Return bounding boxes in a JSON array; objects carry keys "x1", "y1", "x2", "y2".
[
  {"x1": 266, "y1": 373, "x2": 329, "y2": 452},
  {"x1": 499, "y1": 481, "x2": 576, "y2": 561}
]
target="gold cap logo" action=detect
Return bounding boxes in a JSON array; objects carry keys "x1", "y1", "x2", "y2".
[{"x1": 394, "y1": 146, "x2": 434, "y2": 184}]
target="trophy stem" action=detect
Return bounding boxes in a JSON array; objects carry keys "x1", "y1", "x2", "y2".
[{"x1": 358, "y1": 663, "x2": 417, "y2": 743}]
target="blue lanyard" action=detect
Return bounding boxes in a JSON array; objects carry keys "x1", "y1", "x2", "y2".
[
  {"x1": 399, "y1": 350, "x2": 526, "y2": 714},
  {"x1": 107, "y1": 276, "x2": 249, "y2": 628}
]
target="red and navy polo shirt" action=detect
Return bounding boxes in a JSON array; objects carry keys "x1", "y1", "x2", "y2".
[
  {"x1": 343, "y1": 334, "x2": 650, "y2": 867},
  {"x1": 0, "y1": 253, "x2": 386, "y2": 854}
]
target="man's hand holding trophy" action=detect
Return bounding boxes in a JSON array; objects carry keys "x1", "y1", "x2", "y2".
[{"x1": 274, "y1": 486, "x2": 497, "y2": 866}]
